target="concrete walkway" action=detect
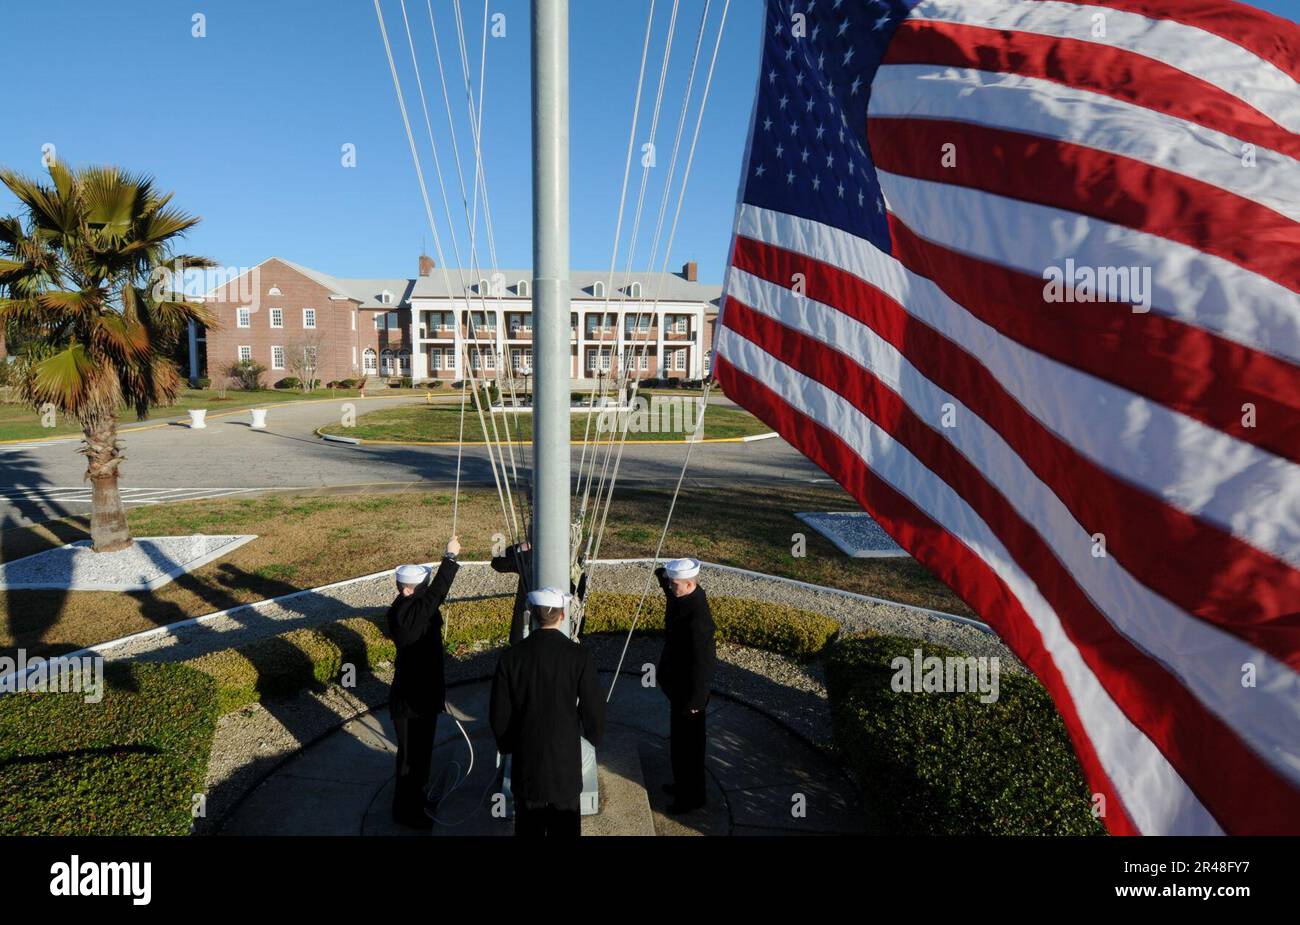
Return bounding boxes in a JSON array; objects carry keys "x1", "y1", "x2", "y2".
[{"x1": 220, "y1": 671, "x2": 864, "y2": 836}]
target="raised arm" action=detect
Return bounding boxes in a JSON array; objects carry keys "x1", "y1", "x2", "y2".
[{"x1": 491, "y1": 541, "x2": 528, "y2": 575}]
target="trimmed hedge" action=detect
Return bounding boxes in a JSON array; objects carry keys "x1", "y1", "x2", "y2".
[
  {"x1": 188, "y1": 616, "x2": 395, "y2": 714},
  {"x1": 187, "y1": 592, "x2": 840, "y2": 715},
  {"x1": 0, "y1": 662, "x2": 218, "y2": 835},
  {"x1": 826, "y1": 634, "x2": 1104, "y2": 835}
]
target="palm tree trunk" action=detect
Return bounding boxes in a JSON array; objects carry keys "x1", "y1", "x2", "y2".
[{"x1": 82, "y1": 414, "x2": 131, "y2": 553}]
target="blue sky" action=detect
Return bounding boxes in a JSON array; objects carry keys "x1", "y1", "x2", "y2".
[{"x1": 0, "y1": 0, "x2": 1295, "y2": 285}]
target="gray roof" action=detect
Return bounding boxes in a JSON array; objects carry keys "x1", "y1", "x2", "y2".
[{"x1": 270, "y1": 258, "x2": 720, "y2": 309}]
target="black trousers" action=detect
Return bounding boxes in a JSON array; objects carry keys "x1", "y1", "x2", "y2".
[
  {"x1": 669, "y1": 703, "x2": 707, "y2": 804},
  {"x1": 515, "y1": 800, "x2": 581, "y2": 836},
  {"x1": 392, "y1": 715, "x2": 436, "y2": 819}
]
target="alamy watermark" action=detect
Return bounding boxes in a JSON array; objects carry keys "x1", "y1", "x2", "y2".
[
  {"x1": 149, "y1": 261, "x2": 262, "y2": 312},
  {"x1": 1042, "y1": 258, "x2": 1152, "y2": 313},
  {"x1": 891, "y1": 647, "x2": 1001, "y2": 703},
  {"x1": 0, "y1": 650, "x2": 104, "y2": 703},
  {"x1": 594, "y1": 395, "x2": 705, "y2": 435}
]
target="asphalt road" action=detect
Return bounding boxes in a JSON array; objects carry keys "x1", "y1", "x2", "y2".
[{"x1": 0, "y1": 394, "x2": 829, "y2": 528}]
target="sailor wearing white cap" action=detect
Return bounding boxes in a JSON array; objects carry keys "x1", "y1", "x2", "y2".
[
  {"x1": 490, "y1": 586, "x2": 605, "y2": 836},
  {"x1": 385, "y1": 535, "x2": 461, "y2": 829},
  {"x1": 654, "y1": 556, "x2": 716, "y2": 814}
]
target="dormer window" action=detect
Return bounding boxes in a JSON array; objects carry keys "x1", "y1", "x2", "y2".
[
  {"x1": 478, "y1": 278, "x2": 491, "y2": 295},
  {"x1": 517, "y1": 279, "x2": 529, "y2": 298},
  {"x1": 626, "y1": 281, "x2": 642, "y2": 298},
  {"x1": 380, "y1": 290, "x2": 394, "y2": 305},
  {"x1": 592, "y1": 280, "x2": 606, "y2": 298}
]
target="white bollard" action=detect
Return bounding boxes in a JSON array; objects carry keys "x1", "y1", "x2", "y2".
[
  {"x1": 250, "y1": 408, "x2": 268, "y2": 430},
  {"x1": 188, "y1": 409, "x2": 207, "y2": 429}
]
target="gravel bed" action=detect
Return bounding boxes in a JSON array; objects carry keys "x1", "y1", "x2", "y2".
[
  {"x1": 795, "y1": 511, "x2": 906, "y2": 557},
  {"x1": 0, "y1": 534, "x2": 257, "y2": 592}
]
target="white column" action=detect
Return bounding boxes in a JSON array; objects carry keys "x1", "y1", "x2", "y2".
[{"x1": 656, "y1": 309, "x2": 666, "y2": 378}]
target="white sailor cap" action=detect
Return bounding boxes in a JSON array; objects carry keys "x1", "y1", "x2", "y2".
[
  {"x1": 526, "y1": 586, "x2": 570, "y2": 609},
  {"x1": 395, "y1": 564, "x2": 431, "y2": 585},
  {"x1": 663, "y1": 557, "x2": 701, "y2": 580}
]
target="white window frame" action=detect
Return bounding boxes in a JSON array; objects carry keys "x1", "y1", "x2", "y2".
[
  {"x1": 517, "y1": 279, "x2": 529, "y2": 297},
  {"x1": 399, "y1": 351, "x2": 411, "y2": 372},
  {"x1": 374, "y1": 314, "x2": 385, "y2": 331},
  {"x1": 351, "y1": 311, "x2": 356, "y2": 331},
  {"x1": 592, "y1": 280, "x2": 605, "y2": 298},
  {"x1": 269, "y1": 308, "x2": 283, "y2": 328},
  {"x1": 238, "y1": 345, "x2": 252, "y2": 362},
  {"x1": 237, "y1": 307, "x2": 251, "y2": 328},
  {"x1": 363, "y1": 348, "x2": 377, "y2": 372},
  {"x1": 271, "y1": 345, "x2": 285, "y2": 370},
  {"x1": 430, "y1": 348, "x2": 442, "y2": 370},
  {"x1": 673, "y1": 348, "x2": 687, "y2": 371},
  {"x1": 303, "y1": 308, "x2": 317, "y2": 329}
]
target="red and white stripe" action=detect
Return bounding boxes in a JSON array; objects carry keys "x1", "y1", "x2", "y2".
[{"x1": 720, "y1": 0, "x2": 1300, "y2": 834}]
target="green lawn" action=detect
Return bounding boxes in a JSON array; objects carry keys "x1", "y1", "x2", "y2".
[
  {"x1": 0, "y1": 387, "x2": 362, "y2": 442},
  {"x1": 319, "y1": 399, "x2": 769, "y2": 442}
]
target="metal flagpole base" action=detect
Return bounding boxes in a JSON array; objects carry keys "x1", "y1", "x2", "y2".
[
  {"x1": 579, "y1": 737, "x2": 599, "y2": 815},
  {"x1": 500, "y1": 739, "x2": 599, "y2": 817}
]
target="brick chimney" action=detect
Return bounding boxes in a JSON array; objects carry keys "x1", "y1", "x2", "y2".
[
  {"x1": 682, "y1": 260, "x2": 698, "y2": 282},
  {"x1": 419, "y1": 254, "x2": 436, "y2": 277}
]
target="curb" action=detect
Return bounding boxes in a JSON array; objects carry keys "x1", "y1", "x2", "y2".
[
  {"x1": 0, "y1": 393, "x2": 423, "y2": 446},
  {"x1": 312, "y1": 426, "x2": 778, "y2": 447}
]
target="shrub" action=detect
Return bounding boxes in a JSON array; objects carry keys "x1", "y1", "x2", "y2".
[
  {"x1": 188, "y1": 616, "x2": 394, "y2": 714},
  {"x1": 338, "y1": 378, "x2": 357, "y2": 389},
  {"x1": 400, "y1": 377, "x2": 413, "y2": 389},
  {"x1": 225, "y1": 359, "x2": 266, "y2": 390},
  {"x1": 0, "y1": 662, "x2": 218, "y2": 835},
  {"x1": 275, "y1": 377, "x2": 301, "y2": 390},
  {"x1": 193, "y1": 377, "x2": 211, "y2": 389},
  {"x1": 825, "y1": 634, "x2": 1104, "y2": 835},
  {"x1": 429, "y1": 379, "x2": 444, "y2": 388}
]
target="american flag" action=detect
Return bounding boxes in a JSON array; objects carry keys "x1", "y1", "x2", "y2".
[{"x1": 715, "y1": 0, "x2": 1300, "y2": 835}]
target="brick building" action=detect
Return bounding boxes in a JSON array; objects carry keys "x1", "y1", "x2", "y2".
[{"x1": 197, "y1": 256, "x2": 721, "y2": 387}]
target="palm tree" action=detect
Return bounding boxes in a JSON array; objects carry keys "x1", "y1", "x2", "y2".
[{"x1": 0, "y1": 162, "x2": 215, "y2": 552}]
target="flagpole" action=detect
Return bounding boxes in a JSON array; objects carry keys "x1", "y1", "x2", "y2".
[{"x1": 531, "y1": 0, "x2": 570, "y2": 604}]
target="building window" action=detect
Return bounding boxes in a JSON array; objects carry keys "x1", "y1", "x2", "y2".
[
  {"x1": 677, "y1": 316, "x2": 688, "y2": 334},
  {"x1": 375, "y1": 313, "x2": 384, "y2": 331},
  {"x1": 592, "y1": 280, "x2": 605, "y2": 299},
  {"x1": 673, "y1": 349, "x2": 687, "y2": 371},
  {"x1": 237, "y1": 308, "x2": 251, "y2": 328},
  {"x1": 352, "y1": 345, "x2": 358, "y2": 368},
  {"x1": 363, "y1": 348, "x2": 377, "y2": 372},
  {"x1": 627, "y1": 281, "x2": 642, "y2": 298},
  {"x1": 381, "y1": 349, "x2": 395, "y2": 375},
  {"x1": 624, "y1": 314, "x2": 651, "y2": 335},
  {"x1": 703, "y1": 350, "x2": 711, "y2": 375},
  {"x1": 351, "y1": 311, "x2": 356, "y2": 331},
  {"x1": 268, "y1": 286, "x2": 282, "y2": 297},
  {"x1": 271, "y1": 346, "x2": 285, "y2": 370},
  {"x1": 380, "y1": 290, "x2": 393, "y2": 305},
  {"x1": 517, "y1": 279, "x2": 529, "y2": 297},
  {"x1": 399, "y1": 351, "x2": 411, "y2": 372},
  {"x1": 430, "y1": 348, "x2": 442, "y2": 371},
  {"x1": 238, "y1": 345, "x2": 252, "y2": 362},
  {"x1": 269, "y1": 308, "x2": 283, "y2": 328},
  {"x1": 303, "y1": 308, "x2": 316, "y2": 329},
  {"x1": 386, "y1": 311, "x2": 398, "y2": 329}
]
